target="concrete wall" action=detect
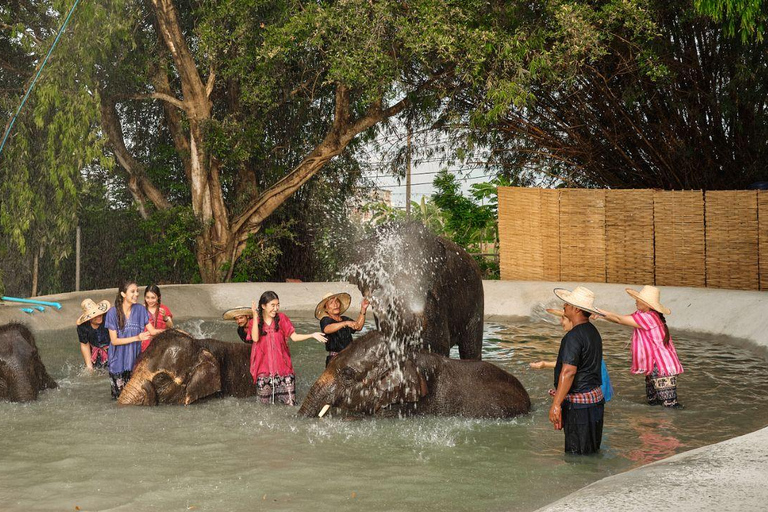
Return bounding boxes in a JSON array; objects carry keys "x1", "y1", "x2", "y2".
[{"x1": 2, "y1": 281, "x2": 767, "y2": 352}]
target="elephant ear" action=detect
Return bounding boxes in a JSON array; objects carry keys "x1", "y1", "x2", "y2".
[
  {"x1": 372, "y1": 359, "x2": 425, "y2": 412},
  {"x1": 182, "y1": 348, "x2": 222, "y2": 405}
]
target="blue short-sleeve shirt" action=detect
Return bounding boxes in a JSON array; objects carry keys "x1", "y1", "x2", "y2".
[{"x1": 105, "y1": 304, "x2": 150, "y2": 374}]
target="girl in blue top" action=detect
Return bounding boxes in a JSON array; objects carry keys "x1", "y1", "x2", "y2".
[{"x1": 104, "y1": 280, "x2": 162, "y2": 399}]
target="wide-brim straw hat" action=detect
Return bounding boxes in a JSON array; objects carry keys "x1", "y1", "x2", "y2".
[
  {"x1": 222, "y1": 306, "x2": 254, "y2": 320},
  {"x1": 553, "y1": 286, "x2": 602, "y2": 316},
  {"x1": 626, "y1": 285, "x2": 671, "y2": 315},
  {"x1": 76, "y1": 299, "x2": 111, "y2": 325},
  {"x1": 315, "y1": 292, "x2": 351, "y2": 320}
]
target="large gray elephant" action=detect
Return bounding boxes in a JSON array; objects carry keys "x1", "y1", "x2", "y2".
[
  {"x1": 118, "y1": 330, "x2": 256, "y2": 405},
  {"x1": 0, "y1": 323, "x2": 57, "y2": 402},
  {"x1": 298, "y1": 331, "x2": 530, "y2": 419},
  {"x1": 348, "y1": 222, "x2": 484, "y2": 360}
]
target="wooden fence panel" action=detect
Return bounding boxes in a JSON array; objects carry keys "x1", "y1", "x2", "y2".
[
  {"x1": 760, "y1": 191, "x2": 768, "y2": 291},
  {"x1": 559, "y1": 189, "x2": 606, "y2": 282},
  {"x1": 706, "y1": 191, "x2": 759, "y2": 290},
  {"x1": 653, "y1": 190, "x2": 705, "y2": 287},
  {"x1": 498, "y1": 187, "x2": 560, "y2": 281},
  {"x1": 605, "y1": 189, "x2": 655, "y2": 284}
]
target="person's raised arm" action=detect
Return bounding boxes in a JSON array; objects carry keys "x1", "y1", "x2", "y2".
[
  {"x1": 290, "y1": 331, "x2": 327, "y2": 343},
  {"x1": 530, "y1": 360, "x2": 556, "y2": 370},
  {"x1": 145, "y1": 323, "x2": 163, "y2": 337},
  {"x1": 348, "y1": 298, "x2": 370, "y2": 331},
  {"x1": 595, "y1": 308, "x2": 641, "y2": 328}
]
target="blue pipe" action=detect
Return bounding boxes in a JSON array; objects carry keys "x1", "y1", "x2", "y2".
[
  {"x1": 21, "y1": 308, "x2": 35, "y2": 314},
  {"x1": 2, "y1": 296, "x2": 62, "y2": 310},
  {"x1": 34, "y1": 306, "x2": 46, "y2": 312},
  {"x1": 0, "y1": 0, "x2": 84, "y2": 158}
]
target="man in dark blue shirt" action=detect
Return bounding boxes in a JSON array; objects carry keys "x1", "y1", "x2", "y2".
[{"x1": 549, "y1": 286, "x2": 605, "y2": 455}]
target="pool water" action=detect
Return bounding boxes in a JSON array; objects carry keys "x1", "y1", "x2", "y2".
[{"x1": 1, "y1": 316, "x2": 767, "y2": 512}]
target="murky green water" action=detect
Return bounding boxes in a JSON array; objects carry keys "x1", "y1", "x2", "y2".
[{"x1": 2, "y1": 316, "x2": 768, "y2": 512}]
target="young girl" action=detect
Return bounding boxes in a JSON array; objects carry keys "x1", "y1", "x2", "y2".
[
  {"x1": 249, "y1": 291, "x2": 326, "y2": 405},
  {"x1": 104, "y1": 280, "x2": 163, "y2": 399},
  {"x1": 597, "y1": 285, "x2": 683, "y2": 408},
  {"x1": 141, "y1": 284, "x2": 173, "y2": 352}
]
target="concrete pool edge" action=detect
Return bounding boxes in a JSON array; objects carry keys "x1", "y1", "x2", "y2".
[{"x1": 2, "y1": 281, "x2": 766, "y2": 511}]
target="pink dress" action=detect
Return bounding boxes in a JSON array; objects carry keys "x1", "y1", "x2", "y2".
[
  {"x1": 141, "y1": 304, "x2": 172, "y2": 352},
  {"x1": 249, "y1": 313, "x2": 296, "y2": 380},
  {"x1": 630, "y1": 310, "x2": 684, "y2": 377}
]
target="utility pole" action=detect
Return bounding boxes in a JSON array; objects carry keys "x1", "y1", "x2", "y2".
[
  {"x1": 75, "y1": 225, "x2": 81, "y2": 292},
  {"x1": 405, "y1": 121, "x2": 412, "y2": 218}
]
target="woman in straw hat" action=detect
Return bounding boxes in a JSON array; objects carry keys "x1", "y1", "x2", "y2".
[
  {"x1": 315, "y1": 292, "x2": 369, "y2": 367},
  {"x1": 222, "y1": 306, "x2": 254, "y2": 343},
  {"x1": 530, "y1": 308, "x2": 614, "y2": 402},
  {"x1": 597, "y1": 285, "x2": 683, "y2": 408},
  {"x1": 76, "y1": 298, "x2": 112, "y2": 371},
  {"x1": 249, "y1": 291, "x2": 327, "y2": 405}
]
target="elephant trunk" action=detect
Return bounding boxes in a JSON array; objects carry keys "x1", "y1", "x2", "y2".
[
  {"x1": 8, "y1": 369, "x2": 38, "y2": 402},
  {"x1": 117, "y1": 366, "x2": 156, "y2": 406},
  {"x1": 298, "y1": 373, "x2": 336, "y2": 417}
]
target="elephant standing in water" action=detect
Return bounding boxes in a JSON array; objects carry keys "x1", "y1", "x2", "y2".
[
  {"x1": 348, "y1": 222, "x2": 484, "y2": 360},
  {"x1": 118, "y1": 330, "x2": 256, "y2": 405},
  {"x1": 0, "y1": 323, "x2": 57, "y2": 402},
  {"x1": 298, "y1": 331, "x2": 530, "y2": 419}
]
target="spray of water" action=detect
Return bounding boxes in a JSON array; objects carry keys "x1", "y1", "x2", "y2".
[{"x1": 341, "y1": 222, "x2": 439, "y2": 404}]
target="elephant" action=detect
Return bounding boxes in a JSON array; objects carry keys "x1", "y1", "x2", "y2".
[
  {"x1": 348, "y1": 221, "x2": 484, "y2": 360},
  {"x1": 118, "y1": 330, "x2": 256, "y2": 405},
  {"x1": 298, "y1": 331, "x2": 530, "y2": 419},
  {"x1": 0, "y1": 323, "x2": 57, "y2": 402}
]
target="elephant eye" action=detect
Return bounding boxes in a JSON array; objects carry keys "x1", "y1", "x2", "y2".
[{"x1": 339, "y1": 367, "x2": 358, "y2": 383}]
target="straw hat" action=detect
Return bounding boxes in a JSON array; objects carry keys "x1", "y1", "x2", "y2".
[
  {"x1": 315, "y1": 292, "x2": 351, "y2": 320},
  {"x1": 626, "y1": 285, "x2": 671, "y2": 315},
  {"x1": 553, "y1": 286, "x2": 602, "y2": 315},
  {"x1": 222, "y1": 306, "x2": 254, "y2": 320},
  {"x1": 76, "y1": 298, "x2": 111, "y2": 326}
]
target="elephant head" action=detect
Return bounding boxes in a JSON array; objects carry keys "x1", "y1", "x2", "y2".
[
  {"x1": 0, "y1": 323, "x2": 57, "y2": 402},
  {"x1": 347, "y1": 221, "x2": 484, "y2": 360},
  {"x1": 118, "y1": 330, "x2": 222, "y2": 406},
  {"x1": 298, "y1": 331, "x2": 426, "y2": 417}
]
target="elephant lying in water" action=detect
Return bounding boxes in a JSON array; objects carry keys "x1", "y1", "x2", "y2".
[
  {"x1": 0, "y1": 323, "x2": 57, "y2": 402},
  {"x1": 348, "y1": 222, "x2": 484, "y2": 360},
  {"x1": 298, "y1": 331, "x2": 530, "y2": 419},
  {"x1": 118, "y1": 330, "x2": 256, "y2": 405}
]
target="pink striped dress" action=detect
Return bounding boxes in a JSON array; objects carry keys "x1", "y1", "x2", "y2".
[{"x1": 630, "y1": 310, "x2": 684, "y2": 376}]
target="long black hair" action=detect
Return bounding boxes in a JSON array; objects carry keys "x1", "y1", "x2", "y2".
[
  {"x1": 257, "y1": 291, "x2": 280, "y2": 337},
  {"x1": 656, "y1": 311, "x2": 671, "y2": 347},
  {"x1": 114, "y1": 279, "x2": 137, "y2": 331},
  {"x1": 144, "y1": 284, "x2": 163, "y2": 328}
]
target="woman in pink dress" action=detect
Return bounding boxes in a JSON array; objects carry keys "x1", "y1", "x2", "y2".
[
  {"x1": 597, "y1": 285, "x2": 683, "y2": 408},
  {"x1": 141, "y1": 284, "x2": 173, "y2": 352},
  {"x1": 249, "y1": 291, "x2": 326, "y2": 405}
]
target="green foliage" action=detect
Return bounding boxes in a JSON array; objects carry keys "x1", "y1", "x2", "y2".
[
  {"x1": 431, "y1": 170, "x2": 495, "y2": 248},
  {"x1": 118, "y1": 207, "x2": 201, "y2": 285},
  {"x1": 695, "y1": 0, "x2": 767, "y2": 42},
  {"x1": 230, "y1": 222, "x2": 296, "y2": 282}
]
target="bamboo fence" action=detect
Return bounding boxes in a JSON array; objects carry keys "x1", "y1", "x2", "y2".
[{"x1": 498, "y1": 187, "x2": 767, "y2": 290}]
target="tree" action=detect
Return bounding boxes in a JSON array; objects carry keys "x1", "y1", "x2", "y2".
[
  {"x1": 67, "y1": 0, "x2": 509, "y2": 282},
  {"x1": 457, "y1": 1, "x2": 768, "y2": 189}
]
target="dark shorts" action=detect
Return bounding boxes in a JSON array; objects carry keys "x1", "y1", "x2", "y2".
[{"x1": 562, "y1": 401, "x2": 604, "y2": 455}]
